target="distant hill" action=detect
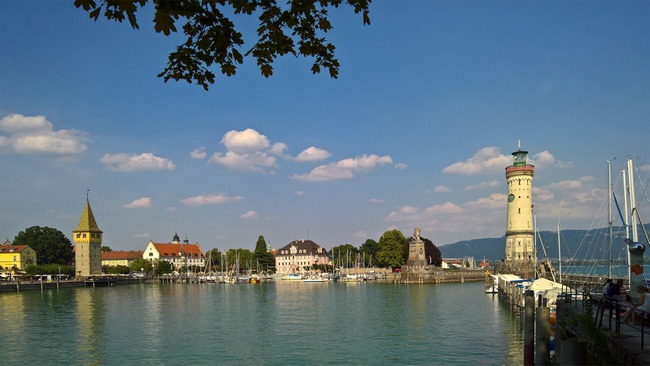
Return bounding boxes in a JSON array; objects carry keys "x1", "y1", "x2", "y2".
[{"x1": 439, "y1": 225, "x2": 650, "y2": 261}]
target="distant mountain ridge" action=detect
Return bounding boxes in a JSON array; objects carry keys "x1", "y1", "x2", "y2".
[{"x1": 439, "y1": 225, "x2": 650, "y2": 261}]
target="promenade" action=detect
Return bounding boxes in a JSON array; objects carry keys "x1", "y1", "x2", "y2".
[{"x1": 558, "y1": 293, "x2": 650, "y2": 364}]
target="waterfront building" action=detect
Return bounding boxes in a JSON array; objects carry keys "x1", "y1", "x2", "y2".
[
  {"x1": 73, "y1": 198, "x2": 103, "y2": 276},
  {"x1": 0, "y1": 240, "x2": 37, "y2": 278},
  {"x1": 143, "y1": 234, "x2": 205, "y2": 272},
  {"x1": 101, "y1": 250, "x2": 144, "y2": 267},
  {"x1": 275, "y1": 239, "x2": 329, "y2": 274},
  {"x1": 504, "y1": 143, "x2": 536, "y2": 267}
]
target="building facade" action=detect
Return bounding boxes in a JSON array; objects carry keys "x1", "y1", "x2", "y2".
[
  {"x1": 504, "y1": 145, "x2": 536, "y2": 264},
  {"x1": 73, "y1": 198, "x2": 103, "y2": 277},
  {"x1": 101, "y1": 250, "x2": 145, "y2": 267},
  {"x1": 143, "y1": 234, "x2": 205, "y2": 272},
  {"x1": 0, "y1": 240, "x2": 37, "y2": 278},
  {"x1": 274, "y1": 239, "x2": 329, "y2": 274}
]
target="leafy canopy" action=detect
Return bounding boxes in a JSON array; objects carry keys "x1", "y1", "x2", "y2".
[
  {"x1": 252, "y1": 235, "x2": 275, "y2": 270},
  {"x1": 376, "y1": 229, "x2": 405, "y2": 269},
  {"x1": 74, "y1": 0, "x2": 372, "y2": 90},
  {"x1": 13, "y1": 226, "x2": 74, "y2": 265}
]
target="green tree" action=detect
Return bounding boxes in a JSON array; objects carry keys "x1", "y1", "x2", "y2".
[
  {"x1": 154, "y1": 260, "x2": 173, "y2": 275},
  {"x1": 74, "y1": 0, "x2": 371, "y2": 90},
  {"x1": 105, "y1": 265, "x2": 130, "y2": 274},
  {"x1": 101, "y1": 246, "x2": 112, "y2": 252},
  {"x1": 376, "y1": 229, "x2": 405, "y2": 269},
  {"x1": 130, "y1": 259, "x2": 153, "y2": 274},
  {"x1": 25, "y1": 264, "x2": 75, "y2": 276},
  {"x1": 225, "y1": 248, "x2": 253, "y2": 273},
  {"x1": 330, "y1": 244, "x2": 358, "y2": 268},
  {"x1": 252, "y1": 235, "x2": 274, "y2": 272},
  {"x1": 359, "y1": 238, "x2": 378, "y2": 267},
  {"x1": 13, "y1": 226, "x2": 74, "y2": 265},
  {"x1": 206, "y1": 249, "x2": 222, "y2": 271}
]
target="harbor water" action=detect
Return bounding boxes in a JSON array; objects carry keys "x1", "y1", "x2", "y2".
[{"x1": 0, "y1": 281, "x2": 523, "y2": 365}]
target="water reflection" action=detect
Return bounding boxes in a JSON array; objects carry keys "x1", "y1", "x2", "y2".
[
  {"x1": 0, "y1": 292, "x2": 27, "y2": 359},
  {"x1": 75, "y1": 288, "x2": 105, "y2": 365}
]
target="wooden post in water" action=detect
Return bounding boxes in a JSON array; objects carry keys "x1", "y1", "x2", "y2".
[
  {"x1": 524, "y1": 290, "x2": 535, "y2": 365},
  {"x1": 535, "y1": 306, "x2": 551, "y2": 365}
]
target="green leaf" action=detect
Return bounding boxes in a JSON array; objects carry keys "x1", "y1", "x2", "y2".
[
  {"x1": 260, "y1": 64, "x2": 273, "y2": 77},
  {"x1": 153, "y1": 12, "x2": 177, "y2": 35}
]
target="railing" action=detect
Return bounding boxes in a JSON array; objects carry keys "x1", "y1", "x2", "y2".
[{"x1": 593, "y1": 294, "x2": 650, "y2": 350}]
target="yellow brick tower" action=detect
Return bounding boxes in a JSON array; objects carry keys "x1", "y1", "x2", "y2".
[
  {"x1": 504, "y1": 143, "x2": 535, "y2": 265},
  {"x1": 73, "y1": 196, "x2": 103, "y2": 277}
]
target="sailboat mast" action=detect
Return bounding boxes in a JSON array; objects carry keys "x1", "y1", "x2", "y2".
[
  {"x1": 608, "y1": 160, "x2": 613, "y2": 279},
  {"x1": 558, "y1": 222, "x2": 562, "y2": 284},
  {"x1": 628, "y1": 159, "x2": 639, "y2": 242}
]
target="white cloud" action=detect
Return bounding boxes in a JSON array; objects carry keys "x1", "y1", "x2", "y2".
[
  {"x1": 241, "y1": 210, "x2": 258, "y2": 219},
  {"x1": 133, "y1": 232, "x2": 151, "y2": 238},
  {"x1": 209, "y1": 151, "x2": 276, "y2": 173},
  {"x1": 222, "y1": 128, "x2": 270, "y2": 154},
  {"x1": 180, "y1": 193, "x2": 243, "y2": 206},
  {"x1": 640, "y1": 164, "x2": 650, "y2": 172},
  {"x1": 295, "y1": 191, "x2": 304, "y2": 196},
  {"x1": 190, "y1": 147, "x2": 207, "y2": 159},
  {"x1": 123, "y1": 197, "x2": 151, "y2": 209},
  {"x1": 425, "y1": 202, "x2": 463, "y2": 215},
  {"x1": 100, "y1": 152, "x2": 175, "y2": 172},
  {"x1": 464, "y1": 180, "x2": 500, "y2": 191},
  {"x1": 270, "y1": 142, "x2": 288, "y2": 156},
  {"x1": 291, "y1": 154, "x2": 393, "y2": 182},
  {"x1": 434, "y1": 185, "x2": 452, "y2": 193},
  {"x1": 354, "y1": 230, "x2": 368, "y2": 238},
  {"x1": 464, "y1": 193, "x2": 506, "y2": 210},
  {"x1": 208, "y1": 128, "x2": 281, "y2": 173},
  {"x1": 530, "y1": 150, "x2": 573, "y2": 169},
  {"x1": 0, "y1": 113, "x2": 87, "y2": 156},
  {"x1": 443, "y1": 146, "x2": 511, "y2": 175},
  {"x1": 395, "y1": 163, "x2": 408, "y2": 170},
  {"x1": 369, "y1": 198, "x2": 384, "y2": 203},
  {"x1": 291, "y1": 146, "x2": 331, "y2": 162},
  {"x1": 165, "y1": 206, "x2": 177, "y2": 211}
]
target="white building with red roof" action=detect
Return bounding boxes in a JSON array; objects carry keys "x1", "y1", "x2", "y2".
[
  {"x1": 144, "y1": 233, "x2": 205, "y2": 272},
  {"x1": 101, "y1": 250, "x2": 144, "y2": 267}
]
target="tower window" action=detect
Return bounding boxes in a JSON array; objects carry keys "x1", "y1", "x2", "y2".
[
  {"x1": 82, "y1": 234, "x2": 86, "y2": 238},
  {"x1": 518, "y1": 208, "x2": 521, "y2": 214},
  {"x1": 76, "y1": 234, "x2": 80, "y2": 238}
]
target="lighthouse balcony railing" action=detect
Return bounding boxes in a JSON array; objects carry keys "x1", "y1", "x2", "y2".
[{"x1": 506, "y1": 165, "x2": 534, "y2": 173}]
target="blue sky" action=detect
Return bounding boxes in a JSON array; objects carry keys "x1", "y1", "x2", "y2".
[{"x1": 1, "y1": 1, "x2": 650, "y2": 253}]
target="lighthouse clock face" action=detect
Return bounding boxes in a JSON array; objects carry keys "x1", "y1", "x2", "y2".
[{"x1": 508, "y1": 194, "x2": 515, "y2": 202}]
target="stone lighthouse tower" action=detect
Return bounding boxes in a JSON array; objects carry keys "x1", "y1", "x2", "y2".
[{"x1": 504, "y1": 143, "x2": 535, "y2": 268}]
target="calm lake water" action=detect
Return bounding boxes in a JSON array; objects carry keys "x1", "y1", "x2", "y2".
[{"x1": 0, "y1": 281, "x2": 523, "y2": 365}]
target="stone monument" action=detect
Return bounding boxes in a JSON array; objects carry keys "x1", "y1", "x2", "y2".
[{"x1": 407, "y1": 226, "x2": 427, "y2": 271}]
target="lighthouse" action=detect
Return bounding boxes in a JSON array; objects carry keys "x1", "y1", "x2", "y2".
[{"x1": 504, "y1": 143, "x2": 535, "y2": 267}]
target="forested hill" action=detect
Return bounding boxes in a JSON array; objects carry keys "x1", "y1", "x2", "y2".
[{"x1": 438, "y1": 225, "x2": 650, "y2": 261}]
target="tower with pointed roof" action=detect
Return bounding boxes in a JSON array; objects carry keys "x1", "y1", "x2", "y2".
[
  {"x1": 504, "y1": 142, "x2": 536, "y2": 267},
  {"x1": 73, "y1": 197, "x2": 103, "y2": 276}
]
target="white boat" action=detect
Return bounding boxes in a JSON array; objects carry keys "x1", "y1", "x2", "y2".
[
  {"x1": 302, "y1": 277, "x2": 329, "y2": 283},
  {"x1": 281, "y1": 274, "x2": 302, "y2": 281},
  {"x1": 485, "y1": 274, "x2": 498, "y2": 293}
]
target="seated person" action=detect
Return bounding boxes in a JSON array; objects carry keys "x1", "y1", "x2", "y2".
[
  {"x1": 603, "y1": 278, "x2": 613, "y2": 295},
  {"x1": 622, "y1": 285, "x2": 650, "y2": 324},
  {"x1": 606, "y1": 279, "x2": 623, "y2": 300}
]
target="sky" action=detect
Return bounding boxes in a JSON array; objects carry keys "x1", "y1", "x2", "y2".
[{"x1": 1, "y1": 1, "x2": 650, "y2": 253}]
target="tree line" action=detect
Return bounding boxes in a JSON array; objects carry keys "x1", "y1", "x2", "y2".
[{"x1": 8, "y1": 226, "x2": 441, "y2": 276}]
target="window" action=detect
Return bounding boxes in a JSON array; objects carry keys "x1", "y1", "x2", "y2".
[
  {"x1": 82, "y1": 233, "x2": 87, "y2": 238},
  {"x1": 76, "y1": 234, "x2": 80, "y2": 238}
]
